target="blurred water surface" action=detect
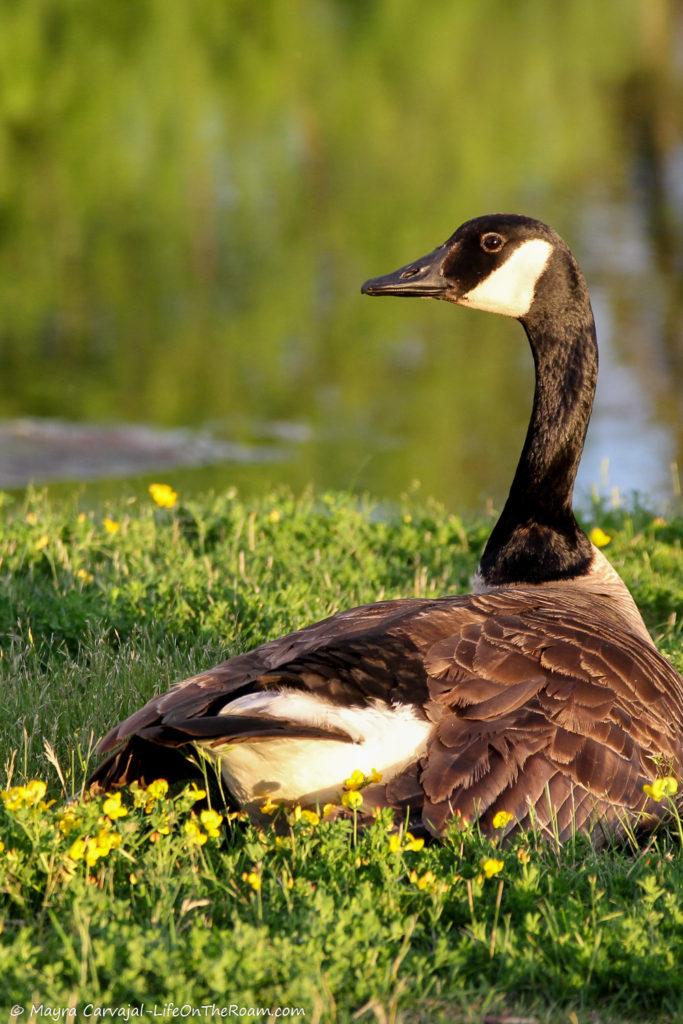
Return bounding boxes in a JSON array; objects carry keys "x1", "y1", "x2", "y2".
[{"x1": 0, "y1": 0, "x2": 681, "y2": 510}]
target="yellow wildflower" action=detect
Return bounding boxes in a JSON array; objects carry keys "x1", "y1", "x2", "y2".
[
  {"x1": 409, "y1": 869, "x2": 437, "y2": 890},
  {"x1": 103, "y1": 518, "x2": 120, "y2": 535},
  {"x1": 102, "y1": 792, "x2": 128, "y2": 820},
  {"x1": 260, "y1": 797, "x2": 279, "y2": 815},
  {"x1": 184, "y1": 818, "x2": 208, "y2": 846},
  {"x1": 268, "y1": 509, "x2": 281, "y2": 524},
  {"x1": 344, "y1": 769, "x2": 366, "y2": 791},
  {"x1": 84, "y1": 829, "x2": 121, "y2": 866},
  {"x1": 227, "y1": 810, "x2": 248, "y2": 822},
  {"x1": 589, "y1": 527, "x2": 611, "y2": 548},
  {"x1": 184, "y1": 784, "x2": 207, "y2": 803},
  {"x1": 24, "y1": 780, "x2": 47, "y2": 805},
  {"x1": 25, "y1": 511, "x2": 38, "y2": 525},
  {"x1": 242, "y1": 870, "x2": 261, "y2": 891},
  {"x1": 0, "y1": 840, "x2": 4, "y2": 853},
  {"x1": 1, "y1": 780, "x2": 48, "y2": 811},
  {"x1": 368, "y1": 768, "x2": 383, "y2": 784},
  {"x1": 517, "y1": 848, "x2": 531, "y2": 865},
  {"x1": 481, "y1": 857, "x2": 504, "y2": 879},
  {"x1": 390, "y1": 830, "x2": 425, "y2": 853},
  {"x1": 341, "y1": 790, "x2": 363, "y2": 811},
  {"x1": 68, "y1": 838, "x2": 86, "y2": 862},
  {"x1": 643, "y1": 777, "x2": 678, "y2": 802},
  {"x1": 404, "y1": 832, "x2": 424, "y2": 852},
  {"x1": 76, "y1": 568, "x2": 93, "y2": 584},
  {"x1": 129, "y1": 872, "x2": 139, "y2": 885},
  {"x1": 57, "y1": 808, "x2": 79, "y2": 835},
  {"x1": 1, "y1": 787, "x2": 23, "y2": 812},
  {"x1": 149, "y1": 483, "x2": 178, "y2": 509},
  {"x1": 146, "y1": 779, "x2": 169, "y2": 801},
  {"x1": 298, "y1": 809, "x2": 320, "y2": 826},
  {"x1": 322, "y1": 803, "x2": 336, "y2": 818},
  {"x1": 200, "y1": 809, "x2": 223, "y2": 839},
  {"x1": 492, "y1": 810, "x2": 514, "y2": 829},
  {"x1": 156, "y1": 814, "x2": 171, "y2": 836},
  {"x1": 35, "y1": 534, "x2": 50, "y2": 551},
  {"x1": 128, "y1": 781, "x2": 148, "y2": 808}
]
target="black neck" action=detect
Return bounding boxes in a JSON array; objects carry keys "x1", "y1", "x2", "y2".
[{"x1": 479, "y1": 268, "x2": 597, "y2": 585}]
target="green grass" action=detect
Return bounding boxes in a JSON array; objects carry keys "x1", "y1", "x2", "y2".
[{"x1": 2, "y1": 486, "x2": 683, "y2": 1022}]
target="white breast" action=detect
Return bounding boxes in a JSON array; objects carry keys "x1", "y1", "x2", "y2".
[{"x1": 203, "y1": 690, "x2": 432, "y2": 806}]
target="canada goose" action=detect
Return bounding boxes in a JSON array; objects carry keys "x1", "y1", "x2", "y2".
[{"x1": 90, "y1": 214, "x2": 683, "y2": 840}]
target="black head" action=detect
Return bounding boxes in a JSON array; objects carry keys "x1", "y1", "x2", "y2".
[{"x1": 361, "y1": 214, "x2": 583, "y2": 324}]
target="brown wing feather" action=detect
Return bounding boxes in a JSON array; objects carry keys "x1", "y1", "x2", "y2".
[{"x1": 416, "y1": 587, "x2": 683, "y2": 840}]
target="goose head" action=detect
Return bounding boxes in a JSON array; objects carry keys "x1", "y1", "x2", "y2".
[
  {"x1": 362, "y1": 213, "x2": 599, "y2": 587},
  {"x1": 361, "y1": 213, "x2": 583, "y2": 324}
]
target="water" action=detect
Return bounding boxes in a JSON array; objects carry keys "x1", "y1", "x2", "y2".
[{"x1": 0, "y1": 0, "x2": 681, "y2": 512}]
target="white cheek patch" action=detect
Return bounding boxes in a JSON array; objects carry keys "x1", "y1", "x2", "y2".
[{"x1": 459, "y1": 238, "x2": 553, "y2": 318}]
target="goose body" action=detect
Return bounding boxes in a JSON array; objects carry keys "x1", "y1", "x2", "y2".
[{"x1": 91, "y1": 214, "x2": 683, "y2": 840}]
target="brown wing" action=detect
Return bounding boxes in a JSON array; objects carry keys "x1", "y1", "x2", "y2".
[
  {"x1": 89, "y1": 596, "x2": 438, "y2": 789},
  {"x1": 408, "y1": 589, "x2": 683, "y2": 840}
]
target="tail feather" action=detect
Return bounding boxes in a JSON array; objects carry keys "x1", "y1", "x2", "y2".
[{"x1": 88, "y1": 736, "x2": 206, "y2": 793}]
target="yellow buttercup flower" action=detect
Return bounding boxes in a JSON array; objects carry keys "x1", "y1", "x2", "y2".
[
  {"x1": 643, "y1": 777, "x2": 678, "y2": 802},
  {"x1": 0, "y1": 840, "x2": 4, "y2": 853},
  {"x1": 76, "y1": 568, "x2": 93, "y2": 584},
  {"x1": 102, "y1": 792, "x2": 128, "y2": 820},
  {"x1": 409, "y1": 869, "x2": 437, "y2": 890},
  {"x1": 149, "y1": 483, "x2": 178, "y2": 509},
  {"x1": 481, "y1": 857, "x2": 504, "y2": 879},
  {"x1": 1, "y1": 780, "x2": 48, "y2": 812},
  {"x1": 87, "y1": 829, "x2": 122, "y2": 866},
  {"x1": 299, "y1": 809, "x2": 320, "y2": 826},
  {"x1": 24, "y1": 780, "x2": 47, "y2": 805},
  {"x1": 268, "y1": 509, "x2": 281, "y2": 524},
  {"x1": 322, "y1": 803, "x2": 336, "y2": 818},
  {"x1": 200, "y1": 809, "x2": 223, "y2": 839},
  {"x1": 517, "y1": 848, "x2": 531, "y2": 864},
  {"x1": 260, "y1": 797, "x2": 279, "y2": 815},
  {"x1": 344, "y1": 769, "x2": 366, "y2": 791},
  {"x1": 35, "y1": 534, "x2": 50, "y2": 551},
  {"x1": 184, "y1": 818, "x2": 208, "y2": 846},
  {"x1": 341, "y1": 790, "x2": 363, "y2": 811},
  {"x1": 103, "y1": 517, "x2": 120, "y2": 535},
  {"x1": 242, "y1": 870, "x2": 262, "y2": 891},
  {"x1": 146, "y1": 779, "x2": 169, "y2": 801},
  {"x1": 589, "y1": 527, "x2": 611, "y2": 548},
  {"x1": 68, "y1": 838, "x2": 86, "y2": 862},
  {"x1": 57, "y1": 808, "x2": 80, "y2": 835},
  {"x1": 227, "y1": 810, "x2": 248, "y2": 823},
  {"x1": 184, "y1": 784, "x2": 207, "y2": 803},
  {"x1": 492, "y1": 810, "x2": 514, "y2": 829},
  {"x1": 404, "y1": 832, "x2": 424, "y2": 852},
  {"x1": 390, "y1": 830, "x2": 425, "y2": 854}
]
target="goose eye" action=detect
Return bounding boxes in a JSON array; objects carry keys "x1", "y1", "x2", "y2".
[{"x1": 481, "y1": 233, "x2": 504, "y2": 253}]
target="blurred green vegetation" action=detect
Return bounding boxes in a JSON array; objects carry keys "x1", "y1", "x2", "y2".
[{"x1": 0, "y1": 0, "x2": 681, "y2": 507}]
